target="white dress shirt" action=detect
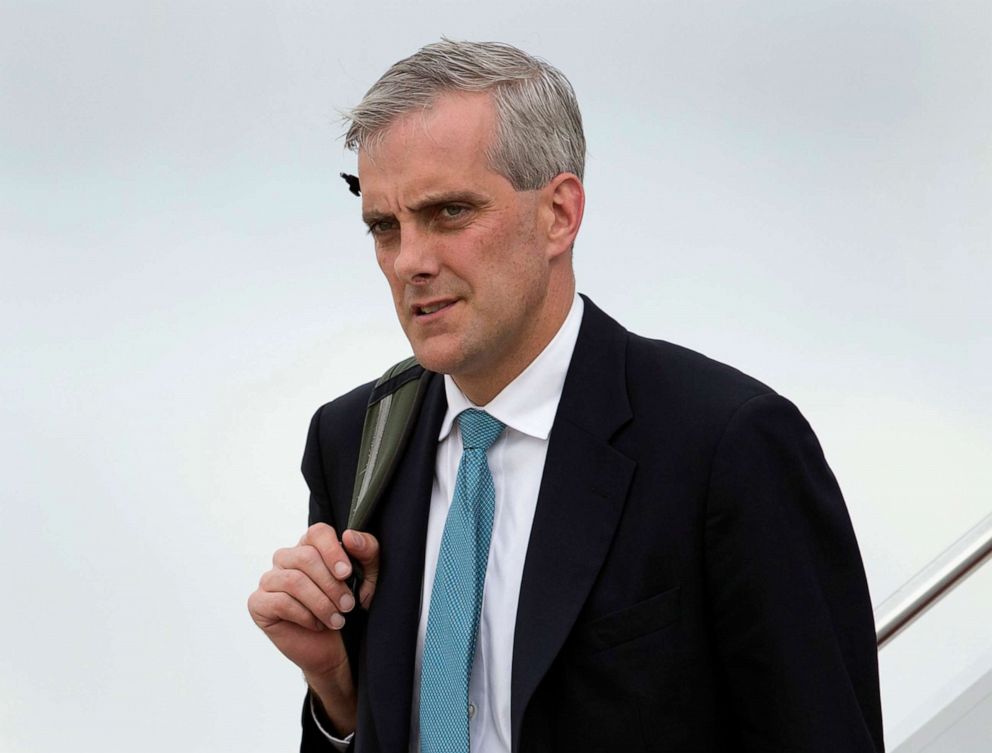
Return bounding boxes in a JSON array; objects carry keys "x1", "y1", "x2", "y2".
[{"x1": 315, "y1": 294, "x2": 584, "y2": 752}]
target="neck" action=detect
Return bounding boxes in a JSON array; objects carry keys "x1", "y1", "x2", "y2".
[{"x1": 454, "y1": 278, "x2": 576, "y2": 405}]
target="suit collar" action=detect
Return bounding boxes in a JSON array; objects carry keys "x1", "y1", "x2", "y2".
[
  {"x1": 509, "y1": 296, "x2": 636, "y2": 750},
  {"x1": 558, "y1": 294, "x2": 633, "y2": 440}
]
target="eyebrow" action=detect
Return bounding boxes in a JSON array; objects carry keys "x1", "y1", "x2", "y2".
[
  {"x1": 361, "y1": 190, "x2": 490, "y2": 225},
  {"x1": 408, "y1": 190, "x2": 489, "y2": 212}
]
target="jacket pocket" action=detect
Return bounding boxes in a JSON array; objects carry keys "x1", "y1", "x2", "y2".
[{"x1": 573, "y1": 585, "x2": 681, "y2": 653}]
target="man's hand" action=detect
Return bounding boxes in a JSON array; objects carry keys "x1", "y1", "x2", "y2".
[{"x1": 247, "y1": 523, "x2": 380, "y2": 735}]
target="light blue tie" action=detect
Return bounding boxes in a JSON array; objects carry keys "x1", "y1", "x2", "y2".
[{"x1": 419, "y1": 408, "x2": 505, "y2": 753}]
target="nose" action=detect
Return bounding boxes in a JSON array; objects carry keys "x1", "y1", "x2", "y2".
[{"x1": 392, "y1": 225, "x2": 440, "y2": 284}]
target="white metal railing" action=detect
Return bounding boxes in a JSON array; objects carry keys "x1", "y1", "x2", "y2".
[{"x1": 875, "y1": 511, "x2": 992, "y2": 648}]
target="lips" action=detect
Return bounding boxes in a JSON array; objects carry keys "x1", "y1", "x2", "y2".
[{"x1": 412, "y1": 299, "x2": 457, "y2": 317}]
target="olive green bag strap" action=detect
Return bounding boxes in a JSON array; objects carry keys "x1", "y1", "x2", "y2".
[{"x1": 347, "y1": 356, "x2": 430, "y2": 532}]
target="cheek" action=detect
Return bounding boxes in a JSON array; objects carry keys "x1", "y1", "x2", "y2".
[
  {"x1": 374, "y1": 247, "x2": 390, "y2": 274},
  {"x1": 490, "y1": 234, "x2": 548, "y2": 295},
  {"x1": 375, "y1": 252, "x2": 400, "y2": 288}
]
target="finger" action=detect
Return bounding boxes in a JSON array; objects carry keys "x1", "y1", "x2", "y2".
[
  {"x1": 343, "y1": 530, "x2": 380, "y2": 569},
  {"x1": 343, "y1": 530, "x2": 380, "y2": 608},
  {"x1": 272, "y1": 546, "x2": 356, "y2": 614},
  {"x1": 259, "y1": 568, "x2": 347, "y2": 630},
  {"x1": 297, "y1": 522, "x2": 336, "y2": 547},
  {"x1": 301, "y1": 523, "x2": 354, "y2": 582},
  {"x1": 248, "y1": 589, "x2": 326, "y2": 632}
]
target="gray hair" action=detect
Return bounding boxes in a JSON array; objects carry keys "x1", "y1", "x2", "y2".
[{"x1": 343, "y1": 39, "x2": 585, "y2": 190}]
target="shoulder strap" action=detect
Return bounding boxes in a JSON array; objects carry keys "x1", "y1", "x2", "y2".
[{"x1": 347, "y1": 356, "x2": 430, "y2": 531}]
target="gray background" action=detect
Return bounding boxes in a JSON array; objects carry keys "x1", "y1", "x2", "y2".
[{"x1": 2, "y1": 1, "x2": 989, "y2": 750}]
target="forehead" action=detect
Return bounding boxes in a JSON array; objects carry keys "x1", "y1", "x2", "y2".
[{"x1": 357, "y1": 92, "x2": 505, "y2": 209}]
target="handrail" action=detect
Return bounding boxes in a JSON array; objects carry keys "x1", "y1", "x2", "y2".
[{"x1": 875, "y1": 511, "x2": 992, "y2": 648}]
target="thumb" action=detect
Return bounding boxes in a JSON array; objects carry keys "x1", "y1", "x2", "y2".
[{"x1": 343, "y1": 530, "x2": 380, "y2": 608}]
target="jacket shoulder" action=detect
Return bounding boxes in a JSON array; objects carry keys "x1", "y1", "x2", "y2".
[
  {"x1": 311, "y1": 379, "x2": 377, "y2": 438},
  {"x1": 301, "y1": 379, "x2": 376, "y2": 522},
  {"x1": 625, "y1": 333, "x2": 776, "y2": 417}
]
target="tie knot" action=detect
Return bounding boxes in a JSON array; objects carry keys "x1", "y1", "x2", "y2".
[{"x1": 458, "y1": 409, "x2": 505, "y2": 451}]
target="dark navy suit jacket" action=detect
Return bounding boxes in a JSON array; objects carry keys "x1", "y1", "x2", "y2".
[{"x1": 299, "y1": 297, "x2": 884, "y2": 753}]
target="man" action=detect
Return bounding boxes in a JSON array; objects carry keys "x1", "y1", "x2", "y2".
[{"x1": 248, "y1": 40, "x2": 884, "y2": 753}]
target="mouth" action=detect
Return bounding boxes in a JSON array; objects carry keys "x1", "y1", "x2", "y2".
[{"x1": 412, "y1": 299, "x2": 458, "y2": 318}]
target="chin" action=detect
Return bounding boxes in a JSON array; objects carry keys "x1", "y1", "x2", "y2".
[
  {"x1": 411, "y1": 338, "x2": 489, "y2": 380},
  {"x1": 409, "y1": 343, "x2": 463, "y2": 376}
]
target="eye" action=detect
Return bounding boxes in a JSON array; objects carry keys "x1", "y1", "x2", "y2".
[
  {"x1": 366, "y1": 218, "x2": 397, "y2": 236},
  {"x1": 440, "y1": 205, "x2": 468, "y2": 219}
]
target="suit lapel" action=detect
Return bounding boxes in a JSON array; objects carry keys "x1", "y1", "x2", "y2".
[
  {"x1": 510, "y1": 298, "x2": 636, "y2": 750},
  {"x1": 364, "y1": 372, "x2": 446, "y2": 753}
]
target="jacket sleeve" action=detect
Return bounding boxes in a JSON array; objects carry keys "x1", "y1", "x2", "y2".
[
  {"x1": 299, "y1": 403, "x2": 364, "y2": 753},
  {"x1": 703, "y1": 392, "x2": 884, "y2": 753}
]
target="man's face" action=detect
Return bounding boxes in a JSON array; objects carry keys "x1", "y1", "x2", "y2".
[{"x1": 358, "y1": 92, "x2": 558, "y2": 399}]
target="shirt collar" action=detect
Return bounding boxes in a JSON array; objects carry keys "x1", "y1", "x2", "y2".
[{"x1": 439, "y1": 294, "x2": 585, "y2": 442}]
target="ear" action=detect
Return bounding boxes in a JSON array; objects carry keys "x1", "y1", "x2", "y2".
[{"x1": 542, "y1": 173, "x2": 585, "y2": 259}]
